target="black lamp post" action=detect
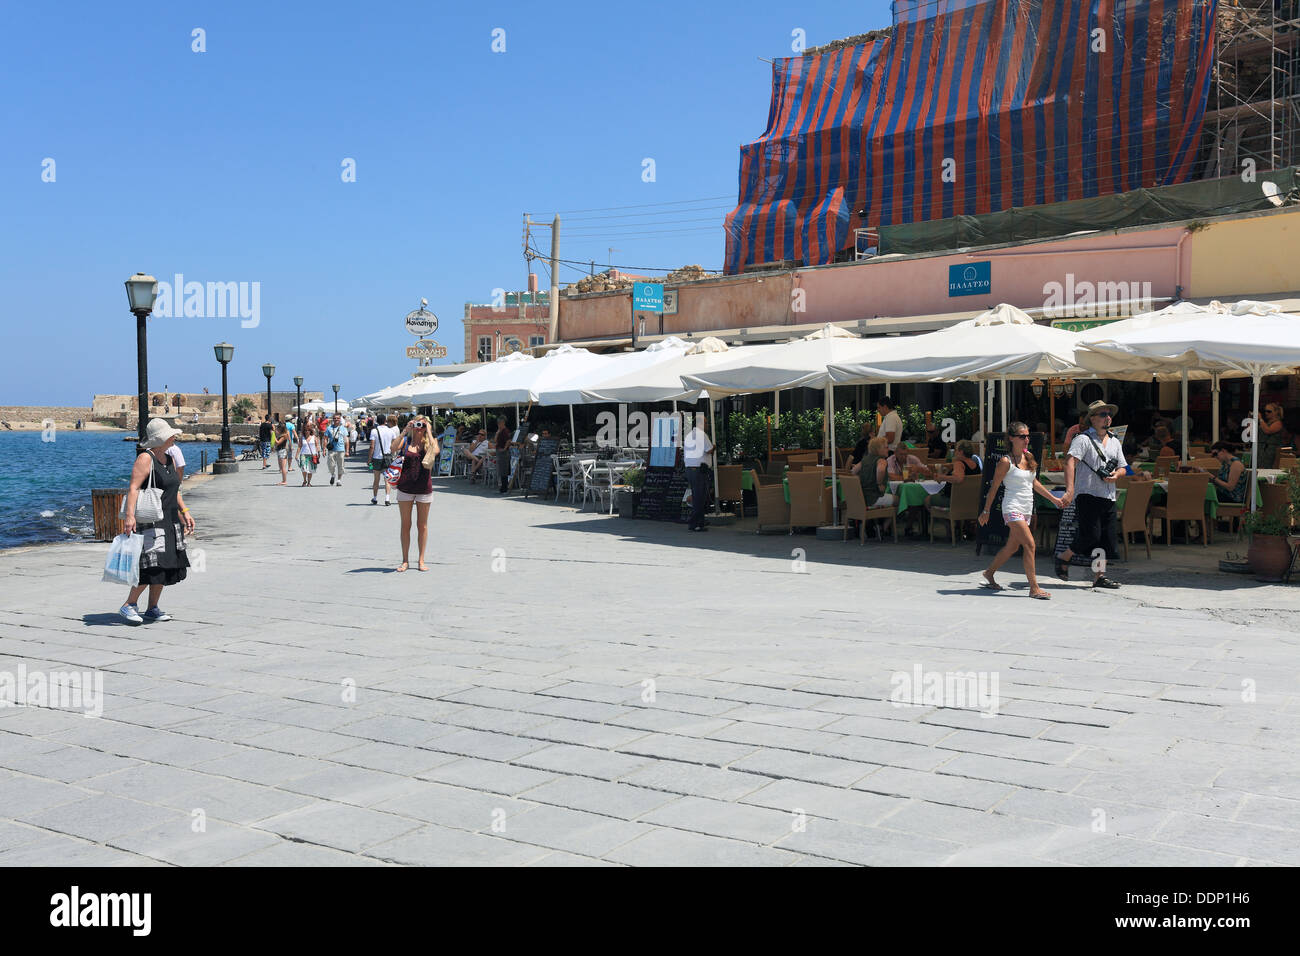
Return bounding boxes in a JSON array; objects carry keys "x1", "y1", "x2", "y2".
[
  {"x1": 332, "y1": 383, "x2": 340, "y2": 414},
  {"x1": 262, "y1": 363, "x2": 275, "y2": 422},
  {"x1": 294, "y1": 376, "x2": 303, "y2": 432},
  {"x1": 124, "y1": 273, "x2": 159, "y2": 447},
  {"x1": 213, "y1": 342, "x2": 238, "y2": 474}
]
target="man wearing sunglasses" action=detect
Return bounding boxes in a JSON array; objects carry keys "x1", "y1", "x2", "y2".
[{"x1": 1055, "y1": 399, "x2": 1125, "y2": 589}]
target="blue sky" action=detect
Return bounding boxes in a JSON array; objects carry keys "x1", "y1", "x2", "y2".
[{"x1": 0, "y1": 0, "x2": 893, "y2": 406}]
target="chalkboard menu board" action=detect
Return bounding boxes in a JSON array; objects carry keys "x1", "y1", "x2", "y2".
[
  {"x1": 639, "y1": 464, "x2": 689, "y2": 521},
  {"x1": 527, "y1": 437, "x2": 561, "y2": 497}
]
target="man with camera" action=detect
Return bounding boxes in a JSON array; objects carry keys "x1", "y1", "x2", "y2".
[{"x1": 1055, "y1": 400, "x2": 1125, "y2": 589}]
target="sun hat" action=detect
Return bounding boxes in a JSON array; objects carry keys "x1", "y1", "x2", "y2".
[
  {"x1": 1085, "y1": 399, "x2": 1118, "y2": 419},
  {"x1": 140, "y1": 418, "x2": 184, "y2": 448}
]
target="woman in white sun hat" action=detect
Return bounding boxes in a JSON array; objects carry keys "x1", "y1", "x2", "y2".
[{"x1": 118, "y1": 418, "x2": 194, "y2": 625}]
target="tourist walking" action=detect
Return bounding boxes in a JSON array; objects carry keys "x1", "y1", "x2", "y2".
[
  {"x1": 494, "y1": 417, "x2": 512, "y2": 494},
  {"x1": 299, "y1": 424, "x2": 320, "y2": 486},
  {"x1": 978, "y1": 422, "x2": 1063, "y2": 598},
  {"x1": 684, "y1": 418, "x2": 714, "y2": 531},
  {"x1": 273, "y1": 423, "x2": 290, "y2": 484},
  {"x1": 370, "y1": 413, "x2": 400, "y2": 505},
  {"x1": 1054, "y1": 400, "x2": 1125, "y2": 589},
  {"x1": 284, "y1": 416, "x2": 297, "y2": 472},
  {"x1": 393, "y1": 416, "x2": 439, "y2": 572},
  {"x1": 258, "y1": 415, "x2": 273, "y2": 468},
  {"x1": 118, "y1": 419, "x2": 194, "y2": 626},
  {"x1": 325, "y1": 412, "x2": 350, "y2": 487}
]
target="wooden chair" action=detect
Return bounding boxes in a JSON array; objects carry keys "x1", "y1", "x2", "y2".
[
  {"x1": 1149, "y1": 473, "x2": 1210, "y2": 546},
  {"x1": 1278, "y1": 455, "x2": 1298, "y2": 471},
  {"x1": 785, "y1": 452, "x2": 818, "y2": 469},
  {"x1": 787, "y1": 470, "x2": 830, "y2": 533},
  {"x1": 928, "y1": 474, "x2": 981, "y2": 545},
  {"x1": 1188, "y1": 457, "x2": 1220, "y2": 471},
  {"x1": 841, "y1": 476, "x2": 897, "y2": 544},
  {"x1": 1215, "y1": 499, "x2": 1246, "y2": 540},
  {"x1": 716, "y1": 464, "x2": 744, "y2": 518},
  {"x1": 749, "y1": 470, "x2": 789, "y2": 533},
  {"x1": 1118, "y1": 479, "x2": 1155, "y2": 559},
  {"x1": 1154, "y1": 455, "x2": 1178, "y2": 477}
]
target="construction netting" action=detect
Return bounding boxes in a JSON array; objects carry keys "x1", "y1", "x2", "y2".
[{"x1": 724, "y1": 0, "x2": 1218, "y2": 274}]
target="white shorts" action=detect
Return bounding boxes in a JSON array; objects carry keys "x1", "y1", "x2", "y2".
[
  {"x1": 277, "y1": 449, "x2": 288, "y2": 460},
  {"x1": 395, "y1": 490, "x2": 433, "y2": 504}
]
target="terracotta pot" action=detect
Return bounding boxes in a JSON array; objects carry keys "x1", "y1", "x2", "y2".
[{"x1": 1247, "y1": 533, "x2": 1293, "y2": 579}]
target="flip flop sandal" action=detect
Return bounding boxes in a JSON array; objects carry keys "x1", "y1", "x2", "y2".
[
  {"x1": 1030, "y1": 592, "x2": 1052, "y2": 600},
  {"x1": 979, "y1": 581, "x2": 1004, "y2": 591}
]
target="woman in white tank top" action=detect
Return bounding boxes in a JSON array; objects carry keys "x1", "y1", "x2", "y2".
[{"x1": 977, "y1": 423, "x2": 1064, "y2": 599}]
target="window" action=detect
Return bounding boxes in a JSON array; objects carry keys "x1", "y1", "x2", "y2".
[
  {"x1": 528, "y1": 335, "x2": 544, "y2": 349},
  {"x1": 476, "y1": 336, "x2": 493, "y2": 362}
]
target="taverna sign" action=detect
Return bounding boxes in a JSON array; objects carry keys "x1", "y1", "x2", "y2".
[{"x1": 405, "y1": 304, "x2": 438, "y2": 336}]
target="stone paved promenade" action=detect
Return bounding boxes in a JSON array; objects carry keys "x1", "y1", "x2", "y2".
[{"x1": 2, "y1": 456, "x2": 1299, "y2": 866}]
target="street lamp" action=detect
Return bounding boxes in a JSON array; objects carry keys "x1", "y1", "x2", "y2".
[
  {"x1": 212, "y1": 343, "x2": 238, "y2": 474},
  {"x1": 262, "y1": 363, "x2": 275, "y2": 422},
  {"x1": 293, "y1": 376, "x2": 303, "y2": 431},
  {"x1": 332, "y1": 383, "x2": 340, "y2": 414},
  {"x1": 125, "y1": 273, "x2": 159, "y2": 446}
]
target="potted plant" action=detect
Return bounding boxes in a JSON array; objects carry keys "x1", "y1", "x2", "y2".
[
  {"x1": 1243, "y1": 509, "x2": 1293, "y2": 579},
  {"x1": 615, "y1": 467, "x2": 646, "y2": 518}
]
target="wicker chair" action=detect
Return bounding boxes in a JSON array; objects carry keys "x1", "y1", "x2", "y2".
[
  {"x1": 716, "y1": 464, "x2": 744, "y2": 518},
  {"x1": 787, "y1": 470, "x2": 830, "y2": 533},
  {"x1": 1118, "y1": 479, "x2": 1155, "y2": 560},
  {"x1": 928, "y1": 475, "x2": 981, "y2": 545},
  {"x1": 841, "y1": 475, "x2": 897, "y2": 544},
  {"x1": 748, "y1": 470, "x2": 790, "y2": 533},
  {"x1": 1149, "y1": 473, "x2": 1210, "y2": 545}
]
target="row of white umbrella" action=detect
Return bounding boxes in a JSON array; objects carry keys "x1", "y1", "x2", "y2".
[{"x1": 355, "y1": 300, "x2": 1299, "y2": 515}]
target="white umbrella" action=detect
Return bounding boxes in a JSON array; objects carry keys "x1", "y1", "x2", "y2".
[
  {"x1": 537, "y1": 338, "x2": 691, "y2": 406},
  {"x1": 295, "y1": 400, "x2": 352, "y2": 415},
  {"x1": 580, "y1": 337, "x2": 768, "y2": 404},
  {"x1": 680, "y1": 327, "x2": 880, "y2": 524},
  {"x1": 411, "y1": 352, "x2": 533, "y2": 407},
  {"x1": 1080, "y1": 301, "x2": 1300, "y2": 511},
  {"x1": 457, "y1": 345, "x2": 609, "y2": 407}
]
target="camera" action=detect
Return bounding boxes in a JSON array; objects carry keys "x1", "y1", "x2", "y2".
[{"x1": 1095, "y1": 459, "x2": 1118, "y2": 479}]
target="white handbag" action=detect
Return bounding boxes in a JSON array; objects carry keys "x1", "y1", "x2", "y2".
[{"x1": 120, "y1": 456, "x2": 165, "y2": 524}]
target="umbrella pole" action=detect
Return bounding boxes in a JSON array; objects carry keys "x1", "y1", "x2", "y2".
[
  {"x1": 569, "y1": 404, "x2": 576, "y2": 447},
  {"x1": 1211, "y1": 373, "x2": 1220, "y2": 443},
  {"x1": 827, "y1": 382, "x2": 839, "y2": 525},
  {"x1": 1000, "y1": 376, "x2": 1008, "y2": 433},
  {"x1": 1251, "y1": 374, "x2": 1261, "y2": 512},
  {"x1": 709, "y1": 398, "x2": 721, "y2": 517},
  {"x1": 978, "y1": 381, "x2": 985, "y2": 454},
  {"x1": 1180, "y1": 368, "x2": 1189, "y2": 464}
]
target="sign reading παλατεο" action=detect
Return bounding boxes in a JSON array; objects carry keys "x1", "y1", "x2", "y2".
[
  {"x1": 405, "y1": 308, "x2": 439, "y2": 335},
  {"x1": 633, "y1": 282, "x2": 664, "y2": 312},
  {"x1": 948, "y1": 262, "x2": 991, "y2": 297}
]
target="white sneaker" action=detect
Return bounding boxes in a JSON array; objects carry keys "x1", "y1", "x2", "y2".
[
  {"x1": 142, "y1": 606, "x2": 172, "y2": 623},
  {"x1": 119, "y1": 603, "x2": 144, "y2": 626}
]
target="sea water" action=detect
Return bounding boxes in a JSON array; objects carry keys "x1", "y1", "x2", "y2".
[{"x1": 0, "y1": 431, "x2": 227, "y2": 549}]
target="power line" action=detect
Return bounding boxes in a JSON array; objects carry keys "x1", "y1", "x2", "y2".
[
  {"x1": 558, "y1": 203, "x2": 734, "y2": 224},
  {"x1": 548, "y1": 194, "x2": 734, "y2": 216}
]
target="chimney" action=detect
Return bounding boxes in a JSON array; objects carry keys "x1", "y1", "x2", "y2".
[{"x1": 528, "y1": 273, "x2": 539, "y2": 293}]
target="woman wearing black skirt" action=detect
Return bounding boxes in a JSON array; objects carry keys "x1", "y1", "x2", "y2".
[{"x1": 119, "y1": 419, "x2": 194, "y2": 625}]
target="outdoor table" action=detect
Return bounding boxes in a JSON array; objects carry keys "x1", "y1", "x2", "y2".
[{"x1": 888, "y1": 479, "x2": 944, "y2": 514}]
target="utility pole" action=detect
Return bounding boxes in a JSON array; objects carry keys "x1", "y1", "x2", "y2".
[{"x1": 523, "y1": 214, "x2": 561, "y2": 344}]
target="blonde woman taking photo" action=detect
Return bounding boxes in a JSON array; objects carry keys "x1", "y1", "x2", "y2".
[{"x1": 393, "y1": 416, "x2": 439, "y2": 572}]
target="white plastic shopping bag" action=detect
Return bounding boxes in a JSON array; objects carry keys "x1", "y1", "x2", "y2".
[{"x1": 102, "y1": 533, "x2": 143, "y2": 586}]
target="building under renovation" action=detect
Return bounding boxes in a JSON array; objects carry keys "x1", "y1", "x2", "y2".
[{"x1": 724, "y1": 0, "x2": 1299, "y2": 273}]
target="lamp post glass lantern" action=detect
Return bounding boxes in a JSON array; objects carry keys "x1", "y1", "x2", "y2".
[
  {"x1": 262, "y1": 363, "x2": 275, "y2": 423},
  {"x1": 212, "y1": 342, "x2": 238, "y2": 474},
  {"x1": 294, "y1": 376, "x2": 304, "y2": 431},
  {"x1": 125, "y1": 273, "x2": 159, "y2": 445},
  {"x1": 332, "y1": 384, "x2": 340, "y2": 414}
]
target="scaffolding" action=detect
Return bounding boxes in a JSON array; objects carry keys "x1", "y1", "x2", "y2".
[{"x1": 1207, "y1": 0, "x2": 1300, "y2": 176}]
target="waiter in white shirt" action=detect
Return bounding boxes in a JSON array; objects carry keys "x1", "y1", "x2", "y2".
[{"x1": 683, "y1": 419, "x2": 714, "y2": 532}]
